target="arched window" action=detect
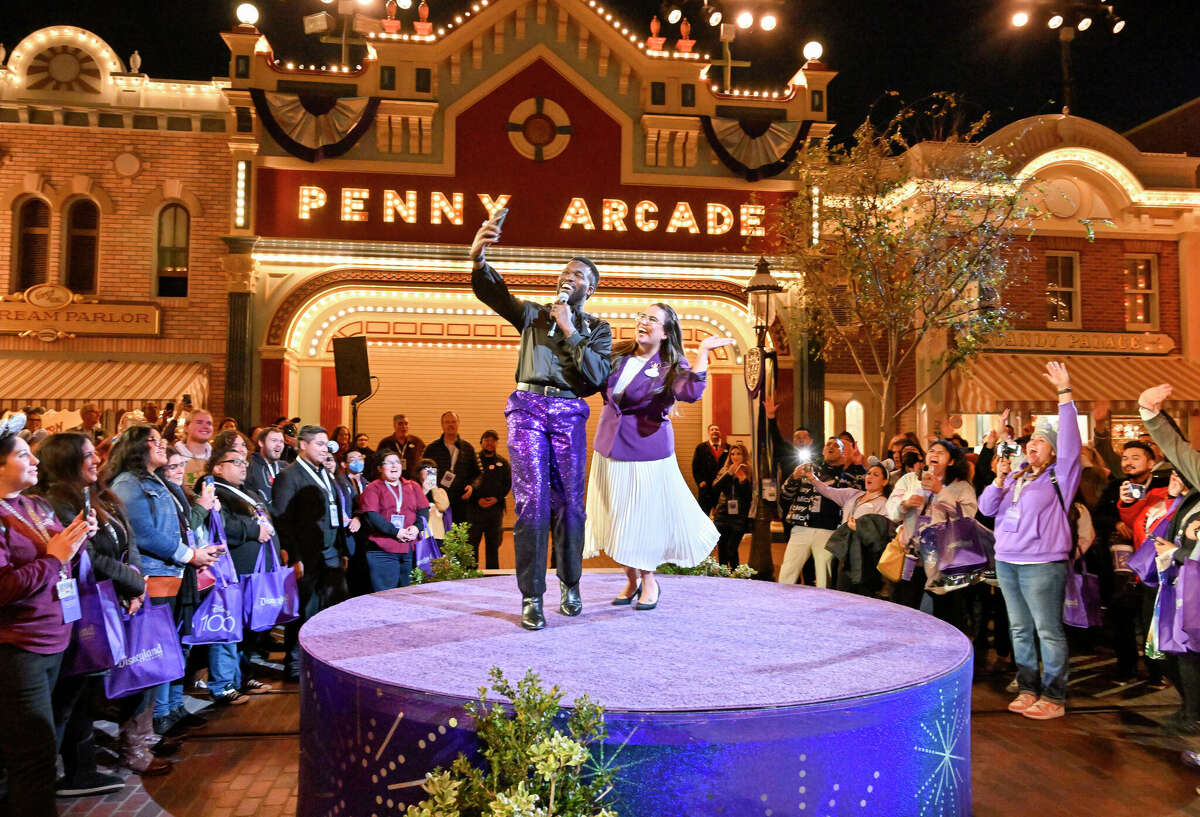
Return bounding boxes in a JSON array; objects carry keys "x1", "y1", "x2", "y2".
[
  {"x1": 823, "y1": 400, "x2": 835, "y2": 441},
  {"x1": 13, "y1": 198, "x2": 50, "y2": 292},
  {"x1": 157, "y1": 204, "x2": 190, "y2": 297},
  {"x1": 64, "y1": 199, "x2": 99, "y2": 293},
  {"x1": 845, "y1": 400, "x2": 865, "y2": 451}
]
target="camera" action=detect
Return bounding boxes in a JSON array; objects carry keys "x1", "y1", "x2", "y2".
[
  {"x1": 998, "y1": 441, "x2": 1021, "y2": 459},
  {"x1": 796, "y1": 448, "x2": 813, "y2": 465},
  {"x1": 1128, "y1": 482, "x2": 1146, "y2": 500}
]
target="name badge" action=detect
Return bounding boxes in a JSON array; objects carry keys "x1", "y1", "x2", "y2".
[
  {"x1": 329, "y1": 503, "x2": 340, "y2": 527},
  {"x1": 57, "y1": 578, "x2": 82, "y2": 624},
  {"x1": 391, "y1": 513, "x2": 405, "y2": 531},
  {"x1": 1001, "y1": 505, "x2": 1021, "y2": 532},
  {"x1": 761, "y1": 479, "x2": 778, "y2": 502},
  {"x1": 727, "y1": 499, "x2": 740, "y2": 516},
  {"x1": 440, "y1": 471, "x2": 456, "y2": 489}
]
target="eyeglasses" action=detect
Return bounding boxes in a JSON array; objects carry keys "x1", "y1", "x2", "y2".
[
  {"x1": 218, "y1": 459, "x2": 248, "y2": 467},
  {"x1": 635, "y1": 312, "x2": 663, "y2": 325}
]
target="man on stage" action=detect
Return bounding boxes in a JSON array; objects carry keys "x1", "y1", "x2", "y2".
[{"x1": 470, "y1": 214, "x2": 612, "y2": 630}]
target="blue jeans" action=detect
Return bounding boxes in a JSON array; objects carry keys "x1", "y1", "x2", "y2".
[
  {"x1": 209, "y1": 642, "x2": 242, "y2": 695},
  {"x1": 996, "y1": 560, "x2": 1069, "y2": 703},
  {"x1": 366, "y1": 549, "x2": 414, "y2": 592}
]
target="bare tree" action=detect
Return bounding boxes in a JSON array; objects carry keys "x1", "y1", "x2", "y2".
[{"x1": 773, "y1": 95, "x2": 1038, "y2": 453}]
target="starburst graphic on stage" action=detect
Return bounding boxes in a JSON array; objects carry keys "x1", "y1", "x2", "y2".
[{"x1": 913, "y1": 681, "x2": 970, "y2": 817}]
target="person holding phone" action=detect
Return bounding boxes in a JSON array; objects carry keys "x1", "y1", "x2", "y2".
[
  {"x1": 470, "y1": 210, "x2": 613, "y2": 630},
  {"x1": 711, "y1": 443, "x2": 753, "y2": 570},
  {"x1": 0, "y1": 414, "x2": 92, "y2": 816}
]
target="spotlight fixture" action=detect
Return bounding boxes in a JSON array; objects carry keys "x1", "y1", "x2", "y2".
[
  {"x1": 702, "y1": 2, "x2": 722, "y2": 26},
  {"x1": 666, "y1": 4, "x2": 683, "y2": 24},
  {"x1": 735, "y1": 10, "x2": 753, "y2": 29},
  {"x1": 1011, "y1": 10, "x2": 1029, "y2": 26},
  {"x1": 1076, "y1": 15, "x2": 1092, "y2": 30},
  {"x1": 1111, "y1": 16, "x2": 1125, "y2": 32},
  {"x1": 1047, "y1": 12, "x2": 1064, "y2": 28},
  {"x1": 760, "y1": 12, "x2": 777, "y2": 31}
]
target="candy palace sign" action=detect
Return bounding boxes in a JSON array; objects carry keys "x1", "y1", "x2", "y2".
[
  {"x1": 0, "y1": 284, "x2": 160, "y2": 342},
  {"x1": 294, "y1": 185, "x2": 769, "y2": 237}
]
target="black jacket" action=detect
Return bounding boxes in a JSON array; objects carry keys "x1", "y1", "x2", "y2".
[
  {"x1": 246, "y1": 453, "x2": 283, "y2": 516},
  {"x1": 211, "y1": 478, "x2": 279, "y2": 576},
  {"x1": 471, "y1": 451, "x2": 511, "y2": 513},
  {"x1": 472, "y1": 260, "x2": 612, "y2": 397},
  {"x1": 272, "y1": 458, "x2": 345, "y2": 569},
  {"x1": 826, "y1": 513, "x2": 895, "y2": 588},
  {"x1": 692, "y1": 442, "x2": 729, "y2": 495},
  {"x1": 425, "y1": 437, "x2": 481, "y2": 520}
]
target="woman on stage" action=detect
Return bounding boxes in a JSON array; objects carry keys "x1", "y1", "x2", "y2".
[{"x1": 584, "y1": 304, "x2": 734, "y2": 609}]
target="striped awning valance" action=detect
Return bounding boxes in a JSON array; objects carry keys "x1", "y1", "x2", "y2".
[
  {"x1": 948, "y1": 354, "x2": 1200, "y2": 414},
  {"x1": 0, "y1": 359, "x2": 209, "y2": 412}
]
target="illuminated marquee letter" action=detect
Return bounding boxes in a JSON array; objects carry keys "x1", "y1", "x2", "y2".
[
  {"x1": 706, "y1": 203, "x2": 734, "y2": 236},
  {"x1": 634, "y1": 200, "x2": 658, "y2": 231},
  {"x1": 666, "y1": 201, "x2": 700, "y2": 234},
  {"x1": 477, "y1": 194, "x2": 512, "y2": 219},
  {"x1": 298, "y1": 185, "x2": 327, "y2": 219},
  {"x1": 383, "y1": 189, "x2": 418, "y2": 223},
  {"x1": 431, "y1": 192, "x2": 465, "y2": 225},
  {"x1": 341, "y1": 188, "x2": 370, "y2": 222},
  {"x1": 559, "y1": 197, "x2": 596, "y2": 230},
  {"x1": 740, "y1": 203, "x2": 766, "y2": 237},
  {"x1": 601, "y1": 199, "x2": 629, "y2": 231}
]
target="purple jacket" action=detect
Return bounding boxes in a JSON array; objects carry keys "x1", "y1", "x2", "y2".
[{"x1": 593, "y1": 352, "x2": 706, "y2": 462}]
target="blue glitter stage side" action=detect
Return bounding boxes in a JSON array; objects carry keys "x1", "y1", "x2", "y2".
[{"x1": 298, "y1": 654, "x2": 971, "y2": 817}]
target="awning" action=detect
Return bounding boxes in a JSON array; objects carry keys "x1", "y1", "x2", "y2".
[
  {"x1": 0, "y1": 359, "x2": 209, "y2": 412},
  {"x1": 948, "y1": 354, "x2": 1200, "y2": 414}
]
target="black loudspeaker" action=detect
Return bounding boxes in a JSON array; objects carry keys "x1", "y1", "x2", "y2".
[{"x1": 332, "y1": 337, "x2": 371, "y2": 397}]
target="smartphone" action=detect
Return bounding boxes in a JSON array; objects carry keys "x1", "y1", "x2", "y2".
[
  {"x1": 182, "y1": 394, "x2": 192, "y2": 405},
  {"x1": 200, "y1": 475, "x2": 215, "y2": 493},
  {"x1": 491, "y1": 207, "x2": 509, "y2": 229},
  {"x1": 82, "y1": 486, "x2": 92, "y2": 519}
]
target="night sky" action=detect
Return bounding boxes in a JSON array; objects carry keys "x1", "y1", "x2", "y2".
[{"x1": 1, "y1": 0, "x2": 1196, "y2": 138}]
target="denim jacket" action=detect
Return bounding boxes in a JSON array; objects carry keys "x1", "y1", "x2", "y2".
[{"x1": 110, "y1": 471, "x2": 191, "y2": 577}]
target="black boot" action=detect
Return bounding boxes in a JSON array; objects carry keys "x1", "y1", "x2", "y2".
[
  {"x1": 521, "y1": 596, "x2": 546, "y2": 630},
  {"x1": 559, "y1": 584, "x2": 582, "y2": 617}
]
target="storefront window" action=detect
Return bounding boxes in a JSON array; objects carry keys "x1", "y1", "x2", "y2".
[
  {"x1": 13, "y1": 197, "x2": 50, "y2": 292},
  {"x1": 845, "y1": 400, "x2": 864, "y2": 448},
  {"x1": 1045, "y1": 252, "x2": 1080, "y2": 327},
  {"x1": 1123, "y1": 255, "x2": 1157, "y2": 329},
  {"x1": 64, "y1": 198, "x2": 99, "y2": 293},
  {"x1": 156, "y1": 203, "x2": 190, "y2": 297},
  {"x1": 823, "y1": 400, "x2": 835, "y2": 440}
]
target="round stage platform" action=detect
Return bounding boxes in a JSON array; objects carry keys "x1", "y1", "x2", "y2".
[{"x1": 298, "y1": 575, "x2": 973, "y2": 817}]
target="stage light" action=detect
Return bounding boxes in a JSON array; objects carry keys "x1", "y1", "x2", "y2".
[
  {"x1": 1011, "y1": 10, "x2": 1029, "y2": 27},
  {"x1": 1047, "y1": 12, "x2": 1064, "y2": 29},
  {"x1": 703, "y1": 3, "x2": 722, "y2": 26},
  {"x1": 760, "y1": 12, "x2": 777, "y2": 31},
  {"x1": 735, "y1": 10, "x2": 753, "y2": 29},
  {"x1": 1076, "y1": 15, "x2": 1092, "y2": 30},
  {"x1": 399, "y1": 0, "x2": 413, "y2": 7},
  {"x1": 1111, "y1": 16, "x2": 1125, "y2": 32},
  {"x1": 802, "y1": 40, "x2": 823, "y2": 61},
  {"x1": 666, "y1": 4, "x2": 682, "y2": 24},
  {"x1": 236, "y1": 3, "x2": 260, "y2": 26}
]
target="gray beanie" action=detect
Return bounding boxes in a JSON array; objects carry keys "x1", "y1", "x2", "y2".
[{"x1": 1031, "y1": 417, "x2": 1059, "y2": 452}]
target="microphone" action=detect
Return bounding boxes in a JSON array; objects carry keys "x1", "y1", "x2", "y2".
[{"x1": 546, "y1": 283, "x2": 574, "y2": 338}]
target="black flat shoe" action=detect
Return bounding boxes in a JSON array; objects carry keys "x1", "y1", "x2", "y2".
[
  {"x1": 559, "y1": 584, "x2": 582, "y2": 616},
  {"x1": 611, "y1": 584, "x2": 641, "y2": 606},
  {"x1": 635, "y1": 583, "x2": 661, "y2": 611},
  {"x1": 521, "y1": 596, "x2": 546, "y2": 630}
]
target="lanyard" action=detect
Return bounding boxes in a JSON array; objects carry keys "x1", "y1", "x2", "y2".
[
  {"x1": 0, "y1": 497, "x2": 53, "y2": 546},
  {"x1": 384, "y1": 481, "x2": 404, "y2": 515},
  {"x1": 448, "y1": 443, "x2": 460, "y2": 472},
  {"x1": 219, "y1": 481, "x2": 268, "y2": 515},
  {"x1": 297, "y1": 457, "x2": 334, "y2": 501}
]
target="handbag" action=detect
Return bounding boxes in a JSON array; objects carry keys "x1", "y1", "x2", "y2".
[
  {"x1": 876, "y1": 531, "x2": 907, "y2": 583},
  {"x1": 241, "y1": 544, "x2": 300, "y2": 632},
  {"x1": 62, "y1": 549, "x2": 128, "y2": 676},
  {"x1": 103, "y1": 602, "x2": 187, "y2": 698},
  {"x1": 1063, "y1": 555, "x2": 1102, "y2": 629},
  {"x1": 917, "y1": 502, "x2": 991, "y2": 576},
  {"x1": 1155, "y1": 562, "x2": 1190, "y2": 654},
  {"x1": 414, "y1": 519, "x2": 443, "y2": 575},
  {"x1": 182, "y1": 550, "x2": 244, "y2": 645}
]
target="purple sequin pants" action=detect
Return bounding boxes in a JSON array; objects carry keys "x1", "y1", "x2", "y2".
[{"x1": 505, "y1": 390, "x2": 590, "y2": 598}]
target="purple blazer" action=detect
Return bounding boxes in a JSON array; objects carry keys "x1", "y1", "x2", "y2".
[{"x1": 593, "y1": 352, "x2": 706, "y2": 462}]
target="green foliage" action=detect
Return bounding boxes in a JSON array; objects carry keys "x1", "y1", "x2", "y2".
[
  {"x1": 410, "y1": 521, "x2": 483, "y2": 584},
  {"x1": 772, "y1": 93, "x2": 1043, "y2": 452},
  {"x1": 657, "y1": 556, "x2": 756, "y2": 579},
  {"x1": 405, "y1": 668, "x2": 621, "y2": 817}
]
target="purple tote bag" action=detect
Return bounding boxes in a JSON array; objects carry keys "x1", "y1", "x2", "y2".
[
  {"x1": 63, "y1": 550, "x2": 128, "y2": 676},
  {"x1": 183, "y1": 550, "x2": 244, "y2": 645},
  {"x1": 103, "y1": 601, "x2": 186, "y2": 698},
  {"x1": 414, "y1": 520, "x2": 443, "y2": 575},
  {"x1": 1156, "y1": 562, "x2": 1191, "y2": 654},
  {"x1": 241, "y1": 544, "x2": 300, "y2": 632},
  {"x1": 1063, "y1": 558, "x2": 1103, "y2": 629},
  {"x1": 1179, "y1": 557, "x2": 1200, "y2": 645},
  {"x1": 917, "y1": 503, "x2": 990, "y2": 576},
  {"x1": 208, "y1": 512, "x2": 239, "y2": 585}
]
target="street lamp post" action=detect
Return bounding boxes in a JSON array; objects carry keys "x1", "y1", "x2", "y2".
[
  {"x1": 1010, "y1": 0, "x2": 1126, "y2": 114},
  {"x1": 745, "y1": 257, "x2": 782, "y2": 580}
]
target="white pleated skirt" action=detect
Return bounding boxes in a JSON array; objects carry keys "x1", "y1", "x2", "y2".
[{"x1": 584, "y1": 451, "x2": 720, "y2": 572}]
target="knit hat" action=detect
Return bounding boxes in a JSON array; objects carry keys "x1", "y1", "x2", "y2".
[{"x1": 1031, "y1": 417, "x2": 1059, "y2": 452}]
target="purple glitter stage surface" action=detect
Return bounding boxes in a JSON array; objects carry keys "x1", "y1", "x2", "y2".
[{"x1": 299, "y1": 575, "x2": 974, "y2": 816}]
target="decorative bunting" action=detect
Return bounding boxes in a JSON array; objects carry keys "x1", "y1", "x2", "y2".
[
  {"x1": 250, "y1": 89, "x2": 381, "y2": 163},
  {"x1": 701, "y1": 117, "x2": 813, "y2": 182}
]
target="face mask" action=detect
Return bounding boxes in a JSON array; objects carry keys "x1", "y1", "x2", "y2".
[{"x1": 348, "y1": 460, "x2": 365, "y2": 474}]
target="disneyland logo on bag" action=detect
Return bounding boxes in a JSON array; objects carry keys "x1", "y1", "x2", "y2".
[
  {"x1": 116, "y1": 645, "x2": 164, "y2": 668},
  {"x1": 76, "y1": 623, "x2": 96, "y2": 639},
  {"x1": 256, "y1": 596, "x2": 285, "y2": 608}
]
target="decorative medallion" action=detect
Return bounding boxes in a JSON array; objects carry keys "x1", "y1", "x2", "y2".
[
  {"x1": 506, "y1": 97, "x2": 572, "y2": 162},
  {"x1": 25, "y1": 45, "x2": 102, "y2": 93},
  {"x1": 743, "y1": 346, "x2": 763, "y2": 394}
]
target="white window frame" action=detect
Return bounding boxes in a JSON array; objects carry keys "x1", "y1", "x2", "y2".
[
  {"x1": 1123, "y1": 254, "x2": 1159, "y2": 331},
  {"x1": 1045, "y1": 251, "x2": 1081, "y2": 329}
]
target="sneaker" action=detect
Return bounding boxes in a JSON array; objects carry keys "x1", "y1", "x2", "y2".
[
  {"x1": 1022, "y1": 698, "x2": 1066, "y2": 720},
  {"x1": 241, "y1": 679, "x2": 273, "y2": 695},
  {"x1": 212, "y1": 688, "x2": 249, "y2": 706},
  {"x1": 154, "y1": 714, "x2": 189, "y2": 739},
  {"x1": 1182, "y1": 750, "x2": 1200, "y2": 771},
  {"x1": 191, "y1": 678, "x2": 208, "y2": 691},
  {"x1": 174, "y1": 709, "x2": 208, "y2": 730},
  {"x1": 56, "y1": 771, "x2": 125, "y2": 797},
  {"x1": 1007, "y1": 692, "x2": 1039, "y2": 713},
  {"x1": 1005, "y1": 678, "x2": 1019, "y2": 694}
]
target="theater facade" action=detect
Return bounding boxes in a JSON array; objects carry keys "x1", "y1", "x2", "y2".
[{"x1": 1, "y1": 0, "x2": 1199, "y2": 467}]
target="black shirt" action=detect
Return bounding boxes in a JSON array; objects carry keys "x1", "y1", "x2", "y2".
[
  {"x1": 473, "y1": 451, "x2": 512, "y2": 512},
  {"x1": 471, "y1": 260, "x2": 612, "y2": 397}
]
